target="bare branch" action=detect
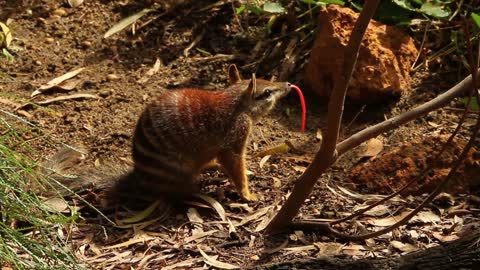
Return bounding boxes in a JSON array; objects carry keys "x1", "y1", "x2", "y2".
[
  {"x1": 265, "y1": 0, "x2": 381, "y2": 234},
  {"x1": 336, "y1": 70, "x2": 479, "y2": 156}
]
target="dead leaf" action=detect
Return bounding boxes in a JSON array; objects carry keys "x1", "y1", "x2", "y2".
[
  {"x1": 36, "y1": 93, "x2": 99, "y2": 105},
  {"x1": 33, "y1": 68, "x2": 85, "y2": 96},
  {"x1": 360, "y1": 138, "x2": 383, "y2": 158},
  {"x1": 411, "y1": 211, "x2": 441, "y2": 224},
  {"x1": 431, "y1": 231, "x2": 459, "y2": 242},
  {"x1": 336, "y1": 185, "x2": 404, "y2": 202},
  {"x1": 234, "y1": 206, "x2": 272, "y2": 227},
  {"x1": 118, "y1": 200, "x2": 160, "y2": 224},
  {"x1": 138, "y1": 58, "x2": 162, "y2": 84},
  {"x1": 341, "y1": 244, "x2": 368, "y2": 256},
  {"x1": 68, "y1": 0, "x2": 84, "y2": 8},
  {"x1": 365, "y1": 210, "x2": 440, "y2": 227},
  {"x1": 353, "y1": 204, "x2": 390, "y2": 217},
  {"x1": 184, "y1": 230, "x2": 218, "y2": 244},
  {"x1": 390, "y1": 240, "x2": 419, "y2": 253},
  {"x1": 198, "y1": 247, "x2": 239, "y2": 269},
  {"x1": 314, "y1": 242, "x2": 344, "y2": 256},
  {"x1": 293, "y1": 165, "x2": 306, "y2": 173},
  {"x1": 43, "y1": 197, "x2": 69, "y2": 212},
  {"x1": 272, "y1": 176, "x2": 281, "y2": 188},
  {"x1": 105, "y1": 233, "x2": 155, "y2": 249},
  {"x1": 162, "y1": 258, "x2": 202, "y2": 270},
  {"x1": 0, "y1": 22, "x2": 12, "y2": 48},
  {"x1": 194, "y1": 194, "x2": 226, "y2": 221},
  {"x1": 254, "y1": 207, "x2": 276, "y2": 232},
  {"x1": 259, "y1": 155, "x2": 271, "y2": 169},
  {"x1": 226, "y1": 203, "x2": 253, "y2": 213},
  {"x1": 187, "y1": 207, "x2": 204, "y2": 224}
]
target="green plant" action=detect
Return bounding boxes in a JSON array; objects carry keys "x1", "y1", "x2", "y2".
[{"x1": 0, "y1": 112, "x2": 82, "y2": 269}]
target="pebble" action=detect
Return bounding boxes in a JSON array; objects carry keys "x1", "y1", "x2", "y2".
[
  {"x1": 44, "y1": 37, "x2": 54, "y2": 44},
  {"x1": 81, "y1": 40, "x2": 92, "y2": 48},
  {"x1": 107, "y1": 74, "x2": 120, "y2": 81},
  {"x1": 52, "y1": 9, "x2": 67, "y2": 16}
]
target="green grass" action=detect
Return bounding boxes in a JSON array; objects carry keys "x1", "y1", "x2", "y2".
[{"x1": 0, "y1": 111, "x2": 84, "y2": 269}]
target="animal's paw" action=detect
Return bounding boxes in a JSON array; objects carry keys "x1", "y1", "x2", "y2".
[{"x1": 241, "y1": 191, "x2": 258, "y2": 202}]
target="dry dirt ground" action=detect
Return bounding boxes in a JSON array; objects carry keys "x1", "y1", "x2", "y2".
[{"x1": 1, "y1": 1, "x2": 479, "y2": 269}]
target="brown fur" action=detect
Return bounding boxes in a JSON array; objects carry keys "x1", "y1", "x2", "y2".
[{"x1": 132, "y1": 65, "x2": 292, "y2": 201}]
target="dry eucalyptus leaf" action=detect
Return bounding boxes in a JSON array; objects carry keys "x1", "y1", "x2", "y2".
[
  {"x1": 198, "y1": 247, "x2": 239, "y2": 269},
  {"x1": 234, "y1": 206, "x2": 272, "y2": 227},
  {"x1": 341, "y1": 244, "x2": 367, "y2": 256},
  {"x1": 0, "y1": 22, "x2": 13, "y2": 48},
  {"x1": 194, "y1": 194, "x2": 226, "y2": 221},
  {"x1": 390, "y1": 240, "x2": 419, "y2": 253},
  {"x1": 104, "y1": 9, "x2": 153, "y2": 38},
  {"x1": 138, "y1": 58, "x2": 162, "y2": 84},
  {"x1": 68, "y1": 0, "x2": 84, "y2": 8},
  {"x1": 365, "y1": 210, "x2": 440, "y2": 227},
  {"x1": 161, "y1": 258, "x2": 202, "y2": 270},
  {"x1": 259, "y1": 155, "x2": 271, "y2": 169},
  {"x1": 184, "y1": 230, "x2": 218, "y2": 244},
  {"x1": 43, "y1": 197, "x2": 69, "y2": 212},
  {"x1": 314, "y1": 242, "x2": 344, "y2": 256},
  {"x1": 118, "y1": 200, "x2": 160, "y2": 224},
  {"x1": 187, "y1": 208, "x2": 204, "y2": 224},
  {"x1": 360, "y1": 138, "x2": 383, "y2": 158},
  {"x1": 33, "y1": 67, "x2": 85, "y2": 96},
  {"x1": 36, "y1": 93, "x2": 99, "y2": 105}
]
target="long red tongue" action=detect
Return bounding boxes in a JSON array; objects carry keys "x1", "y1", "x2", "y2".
[{"x1": 290, "y1": 84, "x2": 307, "y2": 133}]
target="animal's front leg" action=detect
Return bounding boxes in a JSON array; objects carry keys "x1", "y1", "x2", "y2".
[
  {"x1": 218, "y1": 150, "x2": 257, "y2": 201},
  {"x1": 217, "y1": 114, "x2": 256, "y2": 201}
]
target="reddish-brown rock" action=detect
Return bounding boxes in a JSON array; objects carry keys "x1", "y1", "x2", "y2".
[{"x1": 306, "y1": 5, "x2": 418, "y2": 103}]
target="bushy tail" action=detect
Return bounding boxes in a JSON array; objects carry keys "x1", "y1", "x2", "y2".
[{"x1": 41, "y1": 147, "x2": 175, "y2": 206}]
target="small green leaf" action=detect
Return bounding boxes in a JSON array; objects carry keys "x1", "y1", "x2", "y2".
[
  {"x1": 460, "y1": 97, "x2": 480, "y2": 112},
  {"x1": 472, "y1": 13, "x2": 480, "y2": 28},
  {"x1": 236, "y1": 5, "x2": 246, "y2": 15},
  {"x1": 245, "y1": 4, "x2": 263, "y2": 15},
  {"x1": 104, "y1": 8, "x2": 153, "y2": 38},
  {"x1": 2, "y1": 48, "x2": 13, "y2": 62},
  {"x1": 420, "y1": 3, "x2": 450, "y2": 18},
  {"x1": 263, "y1": 2, "x2": 285, "y2": 14},
  {"x1": 300, "y1": 0, "x2": 345, "y2": 5},
  {"x1": 392, "y1": 0, "x2": 417, "y2": 11}
]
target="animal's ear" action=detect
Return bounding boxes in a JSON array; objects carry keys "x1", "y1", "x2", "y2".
[
  {"x1": 228, "y1": 64, "x2": 242, "y2": 84},
  {"x1": 245, "y1": 73, "x2": 256, "y2": 99}
]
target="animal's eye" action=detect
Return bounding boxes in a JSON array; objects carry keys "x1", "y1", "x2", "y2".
[{"x1": 255, "y1": 88, "x2": 273, "y2": 100}]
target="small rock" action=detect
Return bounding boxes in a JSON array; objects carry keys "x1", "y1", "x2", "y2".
[
  {"x1": 99, "y1": 90, "x2": 111, "y2": 97},
  {"x1": 52, "y1": 9, "x2": 67, "y2": 16},
  {"x1": 34, "y1": 60, "x2": 42, "y2": 65},
  {"x1": 106, "y1": 74, "x2": 120, "y2": 81},
  {"x1": 44, "y1": 37, "x2": 55, "y2": 44},
  {"x1": 81, "y1": 40, "x2": 92, "y2": 48}
]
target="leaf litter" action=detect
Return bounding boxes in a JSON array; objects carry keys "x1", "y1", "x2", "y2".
[{"x1": 4, "y1": 1, "x2": 480, "y2": 269}]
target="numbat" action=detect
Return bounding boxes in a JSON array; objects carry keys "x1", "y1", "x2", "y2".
[{"x1": 131, "y1": 65, "x2": 293, "y2": 201}]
